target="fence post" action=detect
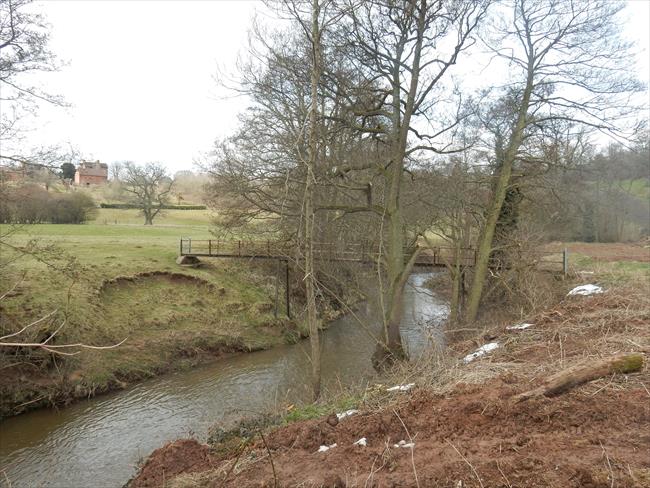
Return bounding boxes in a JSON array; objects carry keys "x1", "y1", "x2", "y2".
[
  {"x1": 238, "y1": 240, "x2": 241, "y2": 257},
  {"x1": 563, "y1": 248, "x2": 568, "y2": 277},
  {"x1": 179, "y1": 239, "x2": 183, "y2": 255},
  {"x1": 189, "y1": 238, "x2": 192, "y2": 254},
  {"x1": 208, "y1": 240, "x2": 212, "y2": 255},
  {"x1": 285, "y1": 261, "x2": 291, "y2": 319},
  {"x1": 274, "y1": 259, "x2": 280, "y2": 318}
]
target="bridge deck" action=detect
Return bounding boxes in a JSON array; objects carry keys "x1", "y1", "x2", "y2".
[{"x1": 179, "y1": 239, "x2": 566, "y2": 271}]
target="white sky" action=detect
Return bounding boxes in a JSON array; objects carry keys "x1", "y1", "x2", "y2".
[{"x1": 8, "y1": 0, "x2": 650, "y2": 172}]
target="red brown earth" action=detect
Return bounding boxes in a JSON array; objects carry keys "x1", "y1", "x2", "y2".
[
  {"x1": 131, "y1": 439, "x2": 217, "y2": 487},
  {"x1": 130, "y1": 381, "x2": 650, "y2": 488},
  {"x1": 545, "y1": 242, "x2": 650, "y2": 263},
  {"x1": 130, "y1": 263, "x2": 650, "y2": 488}
]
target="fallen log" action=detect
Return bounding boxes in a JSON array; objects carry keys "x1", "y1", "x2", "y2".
[{"x1": 514, "y1": 352, "x2": 644, "y2": 403}]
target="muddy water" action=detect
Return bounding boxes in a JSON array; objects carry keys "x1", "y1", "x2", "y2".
[{"x1": 0, "y1": 272, "x2": 448, "y2": 488}]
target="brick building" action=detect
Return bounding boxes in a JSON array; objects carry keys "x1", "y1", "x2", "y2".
[{"x1": 74, "y1": 160, "x2": 108, "y2": 186}]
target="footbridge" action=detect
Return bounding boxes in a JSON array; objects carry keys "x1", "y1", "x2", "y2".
[
  {"x1": 178, "y1": 238, "x2": 567, "y2": 318},
  {"x1": 179, "y1": 239, "x2": 479, "y2": 268}
]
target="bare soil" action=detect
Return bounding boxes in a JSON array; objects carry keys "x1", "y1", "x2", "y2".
[
  {"x1": 130, "y1": 265, "x2": 650, "y2": 487},
  {"x1": 545, "y1": 242, "x2": 650, "y2": 262},
  {"x1": 131, "y1": 381, "x2": 649, "y2": 488},
  {"x1": 130, "y1": 440, "x2": 217, "y2": 487}
]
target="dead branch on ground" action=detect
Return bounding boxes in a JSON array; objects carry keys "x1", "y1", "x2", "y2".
[
  {"x1": 514, "y1": 352, "x2": 644, "y2": 402},
  {"x1": 0, "y1": 308, "x2": 127, "y2": 356}
]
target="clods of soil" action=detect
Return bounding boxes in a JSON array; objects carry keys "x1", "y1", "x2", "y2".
[{"x1": 130, "y1": 381, "x2": 650, "y2": 487}]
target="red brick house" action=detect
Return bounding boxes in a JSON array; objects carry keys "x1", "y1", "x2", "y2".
[{"x1": 74, "y1": 160, "x2": 108, "y2": 186}]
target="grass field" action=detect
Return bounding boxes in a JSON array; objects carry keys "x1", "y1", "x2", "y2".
[
  {"x1": 0, "y1": 210, "x2": 298, "y2": 416},
  {"x1": 618, "y1": 177, "x2": 650, "y2": 199}
]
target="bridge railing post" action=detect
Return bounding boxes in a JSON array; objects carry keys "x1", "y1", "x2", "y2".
[{"x1": 285, "y1": 261, "x2": 291, "y2": 319}]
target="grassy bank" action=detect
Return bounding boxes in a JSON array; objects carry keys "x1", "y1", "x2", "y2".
[
  {"x1": 0, "y1": 212, "x2": 302, "y2": 417},
  {"x1": 130, "y1": 243, "x2": 649, "y2": 488}
]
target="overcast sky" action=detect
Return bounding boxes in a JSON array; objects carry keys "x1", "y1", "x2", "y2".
[{"x1": 14, "y1": 0, "x2": 650, "y2": 172}]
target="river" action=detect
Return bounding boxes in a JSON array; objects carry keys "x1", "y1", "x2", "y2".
[{"x1": 0, "y1": 272, "x2": 448, "y2": 487}]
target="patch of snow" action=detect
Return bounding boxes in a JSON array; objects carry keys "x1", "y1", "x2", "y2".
[
  {"x1": 386, "y1": 383, "x2": 415, "y2": 392},
  {"x1": 393, "y1": 440, "x2": 415, "y2": 448},
  {"x1": 336, "y1": 409, "x2": 358, "y2": 420},
  {"x1": 353, "y1": 437, "x2": 367, "y2": 447},
  {"x1": 317, "y1": 443, "x2": 337, "y2": 453},
  {"x1": 567, "y1": 284, "x2": 603, "y2": 296},
  {"x1": 506, "y1": 323, "x2": 534, "y2": 331},
  {"x1": 463, "y1": 342, "x2": 499, "y2": 363}
]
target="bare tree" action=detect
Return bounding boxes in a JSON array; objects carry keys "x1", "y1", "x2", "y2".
[
  {"x1": 208, "y1": 0, "x2": 490, "y2": 366},
  {"x1": 0, "y1": 0, "x2": 65, "y2": 155},
  {"x1": 419, "y1": 157, "x2": 481, "y2": 325},
  {"x1": 325, "y1": 0, "x2": 490, "y2": 364},
  {"x1": 465, "y1": 0, "x2": 645, "y2": 323},
  {"x1": 110, "y1": 161, "x2": 124, "y2": 181},
  {"x1": 301, "y1": 0, "x2": 324, "y2": 400},
  {"x1": 122, "y1": 162, "x2": 174, "y2": 225}
]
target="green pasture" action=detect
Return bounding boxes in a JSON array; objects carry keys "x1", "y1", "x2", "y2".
[{"x1": 0, "y1": 211, "x2": 294, "y2": 415}]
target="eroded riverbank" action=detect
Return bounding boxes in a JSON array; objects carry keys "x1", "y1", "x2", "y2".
[{"x1": 0, "y1": 272, "x2": 448, "y2": 487}]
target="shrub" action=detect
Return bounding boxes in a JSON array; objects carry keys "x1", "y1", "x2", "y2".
[
  {"x1": 50, "y1": 193, "x2": 98, "y2": 224},
  {"x1": 99, "y1": 203, "x2": 206, "y2": 210},
  {"x1": 0, "y1": 185, "x2": 98, "y2": 224}
]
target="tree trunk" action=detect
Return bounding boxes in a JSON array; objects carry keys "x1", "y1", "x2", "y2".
[
  {"x1": 465, "y1": 162, "x2": 513, "y2": 322},
  {"x1": 514, "y1": 353, "x2": 644, "y2": 402},
  {"x1": 492, "y1": 184, "x2": 522, "y2": 271},
  {"x1": 305, "y1": 0, "x2": 321, "y2": 401},
  {"x1": 373, "y1": 244, "x2": 421, "y2": 369},
  {"x1": 465, "y1": 60, "x2": 535, "y2": 323},
  {"x1": 449, "y1": 238, "x2": 462, "y2": 325},
  {"x1": 384, "y1": 208, "x2": 406, "y2": 357},
  {"x1": 376, "y1": 3, "x2": 426, "y2": 363}
]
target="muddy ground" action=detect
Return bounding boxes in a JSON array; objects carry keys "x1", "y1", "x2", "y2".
[
  {"x1": 132, "y1": 381, "x2": 649, "y2": 487},
  {"x1": 545, "y1": 241, "x2": 650, "y2": 263},
  {"x1": 130, "y1": 262, "x2": 649, "y2": 487}
]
